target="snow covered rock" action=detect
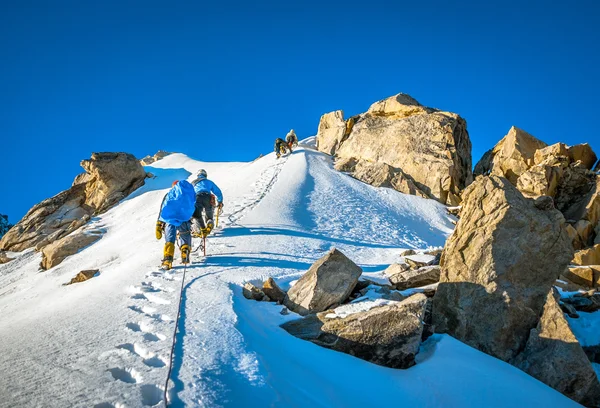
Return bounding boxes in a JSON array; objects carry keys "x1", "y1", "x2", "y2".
[
  {"x1": 432, "y1": 175, "x2": 573, "y2": 362},
  {"x1": 513, "y1": 289, "x2": 600, "y2": 407},
  {"x1": 65, "y1": 269, "x2": 99, "y2": 285},
  {"x1": 389, "y1": 266, "x2": 441, "y2": 291},
  {"x1": 284, "y1": 248, "x2": 362, "y2": 316},
  {"x1": 81, "y1": 152, "x2": 146, "y2": 214},
  {"x1": 41, "y1": 230, "x2": 103, "y2": 270},
  {"x1": 318, "y1": 93, "x2": 472, "y2": 205},
  {"x1": 281, "y1": 293, "x2": 428, "y2": 369},
  {"x1": 0, "y1": 152, "x2": 145, "y2": 253},
  {"x1": 262, "y1": 277, "x2": 286, "y2": 304}
]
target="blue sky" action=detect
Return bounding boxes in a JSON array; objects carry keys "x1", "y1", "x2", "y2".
[{"x1": 1, "y1": 0, "x2": 599, "y2": 222}]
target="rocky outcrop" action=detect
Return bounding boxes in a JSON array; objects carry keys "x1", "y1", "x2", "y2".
[
  {"x1": 65, "y1": 269, "x2": 99, "y2": 285},
  {"x1": 140, "y1": 150, "x2": 172, "y2": 166},
  {"x1": 0, "y1": 214, "x2": 12, "y2": 239},
  {"x1": 334, "y1": 158, "x2": 429, "y2": 199},
  {"x1": 0, "y1": 251, "x2": 14, "y2": 264},
  {"x1": 317, "y1": 93, "x2": 472, "y2": 205},
  {"x1": 389, "y1": 266, "x2": 441, "y2": 290},
  {"x1": 513, "y1": 289, "x2": 600, "y2": 407},
  {"x1": 474, "y1": 127, "x2": 548, "y2": 184},
  {"x1": 316, "y1": 111, "x2": 351, "y2": 156},
  {"x1": 284, "y1": 248, "x2": 362, "y2": 316},
  {"x1": 281, "y1": 293, "x2": 428, "y2": 369},
  {"x1": 41, "y1": 230, "x2": 103, "y2": 270},
  {"x1": 81, "y1": 152, "x2": 147, "y2": 214},
  {"x1": 573, "y1": 244, "x2": 600, "y2": 266},
  {"x1": 0, "y1": 152, "x2": 145, "y2": 253},
  {"x1": 432, "y1": 176, "x2": 573, "y2": 362},
  {"x1": 262, "y1": 277, "x2": 286, "y2": 304}
]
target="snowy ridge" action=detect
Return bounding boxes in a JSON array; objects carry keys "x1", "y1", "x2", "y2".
[{"x1": 0, "y1": 145, "x2": 578, "y2": 407}]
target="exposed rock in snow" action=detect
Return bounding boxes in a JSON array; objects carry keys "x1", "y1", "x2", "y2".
[
  {"x1": 284, "y1": 248, "x2": 362, "y2": 316},
  {"x1": 41, "y1": 230, "x2": 103, "y2": 270},
  {"x1": 262, "y1": 277, "x2": 286, "y2": 304},
  {"x1": 334, "y1": 157, "x2": 429, "y2": 199},
  {"x1": 317, "y1": 93, "x2": 472, "y2": 205},
  {"x1": 404, "y1": 254, "x2": 437, "y2": 269},
  {"x1": 513, "y1": 289, "x2": 600, "y2": 407},
  {"x1": 243, "y1": 282, "x2": 267, "y2": 301},
  {"x1": 140, "y1": 150, "x2": 172, "y2": 166},
  {"x1": 281, "y1": 293, "x2": 428, "y2": 369},
  {"x1": 65, "y1": 269, "x2": 99, "y2": 285},
  {"x1": 433, "y1": 175, "x2": 573, "y2": 362}
]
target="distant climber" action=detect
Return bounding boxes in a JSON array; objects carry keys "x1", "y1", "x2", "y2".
[
  {"x1": 286, "y1": 129, "x2": 298, "y2": 151},
  {"x1": 155, "y1": 180, "x2": 196, "y2": 270},
  {"x1": 274, "y1": 138, "x2": 289, "y2": 159},
  {"x1": 191, "y1": 169, "x2": 223, "y2": 238}
]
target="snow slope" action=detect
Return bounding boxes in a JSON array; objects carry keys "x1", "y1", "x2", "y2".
[{"x1": 0, "y1": 143, "x2": 579, "y2": 407}]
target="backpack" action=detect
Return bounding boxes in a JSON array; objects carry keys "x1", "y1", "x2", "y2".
[{"x1": 159, "y1": 180, "x2": 196, "y2": 226}]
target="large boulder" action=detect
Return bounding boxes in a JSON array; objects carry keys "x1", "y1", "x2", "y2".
[
  {"x1": 318, "y1": 93, "x2": 472, "y2": 205},
  {"x1": 432, "y1": 176, "x2": 573, "y2": 362},
  {"x1": 281, "y1": 293, "x2": 428, "y2": 369},
  {"x1": 284, "y1": 248, "x2": 362, "y2": 316},
  {"x1": 563, "y1": 265, "x2": 600, "y2": 288},
  {"x1": 474, "y1": 126, "x2": 547, "y2": 184},
  {"x1": 262, "y1": 277, "x2": 286, "y2": 304},
  {"x1": 41, "y1": 230, "x2": 102, "y2": 270},
  {"x1": 573, "y1": 244, "x2": 600, "y2": 266},
  {"x1": 513, "y1": 289, "x2": 600, "y2": 407},
  {"x1": 0, "y1": 152, "x2": 145, "y2": 253},
  {"x1": 81, "y1": 152, "x2": 147, "y2": 214}
]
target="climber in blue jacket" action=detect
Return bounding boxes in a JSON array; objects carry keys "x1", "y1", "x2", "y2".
[
  {"x1": 155, "y1": 180, "x2": 196, "y2": 270},
  {"x1": 191, "y1": 169, "x2": 223, "y2": 238}
]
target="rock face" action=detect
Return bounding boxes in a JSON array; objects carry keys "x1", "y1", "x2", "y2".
[
  {"x1": 0, "y1": 214, "x2": 12, "y2": 239},
  {"x1": 389, "y1": 266, "x2": 441, "y2": 290},
  {"x1": 262, "y1": 277, "x2": 286, "y2": 304},
  {"x1": 81, "y1": 152, "x2": 147, "y2": 214},
  {"x1": 334, "y1": 158, "x2": 429, "y2": 198},
  {"x1": 432, "y1": 176, "x2": 573, "y2": 362},
  {"x1": 317, "y1": 93, "x2": 473, "y2": 205},
  {"x1": 284, "y1": 248, "x2": 362, "y2": 316},
  {"x1": 0, "y1": 152, "x2": 145, "y2": 253},
  {"x1": 474, "y1": 127, "x2": 548, "y2": 184},
  {"x1": 281, "y1": 293, "x2": 428, "y2": 369},
  {"x1": 563, "y1": 265, "x2": 600, "y2": 288},
  {"x1": 242, "y1": 283, "x2": 267, "y2": 301},
  {"x1": 316, "y1": 111, "x2": 350, "y2": 156},
  {"x1": 513, "y1": 289, "x2": 600, "y2": 407},
  {"x1": 140, "y1": 150, "x2": 171, "y2": 166},
  {"x1": 573, "y1": 244, "x2": 600, "y2": 266},
  {"x1": 41, "y1": 230, "x2": 103, "y2": 270}
]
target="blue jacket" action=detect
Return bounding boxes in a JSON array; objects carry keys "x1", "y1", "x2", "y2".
[
  {"x1": 192, "y1": 178, "x2": 223, "y2": 203},
  {"x1": 159, "y1": 180, "x2": 196, "y2": 226}
]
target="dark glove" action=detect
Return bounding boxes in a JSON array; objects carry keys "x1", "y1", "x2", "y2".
[
  {"x1": 156, "y1": 221, "x2": 165, "y2": 240},
  {"x1": 218, "y1": 202, "x2": 224, "y2": 210}
]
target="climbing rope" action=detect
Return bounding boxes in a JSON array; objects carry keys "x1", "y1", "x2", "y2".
[{"x1": 163, "y1": 260, "x2": 188, "y2": 406}]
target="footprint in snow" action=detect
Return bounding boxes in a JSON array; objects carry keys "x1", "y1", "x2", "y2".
[
  {"x1": 117, "y1": 343, "x2": 167, "y2": 367},
  {"x1": 140, "y1": 384, "x2": 163, "y2": 406},
  {"x1": 108, "y1": 367, "x2": 142, "y2": 384},
  {"x1": 128, "y1": 305, "x2": 173, "y2": 322},
  {"x1": 130, "y1": 292, "x2": 170, "y2": 305}
]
